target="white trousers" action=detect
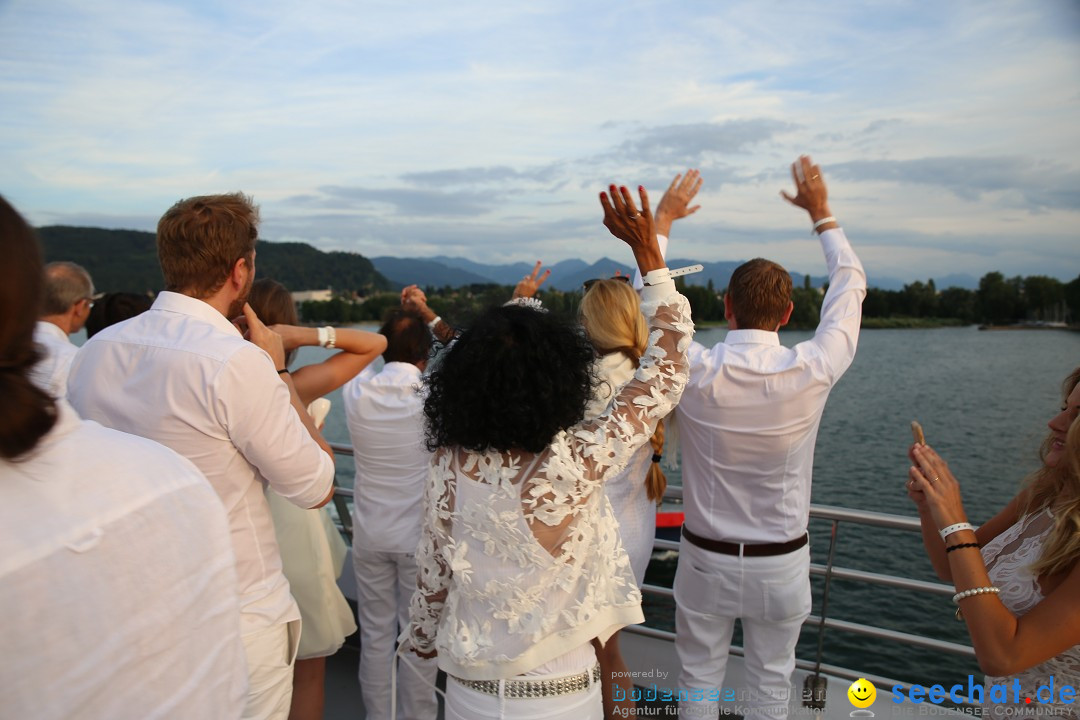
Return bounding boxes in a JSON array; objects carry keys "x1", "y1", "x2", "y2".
[
  {"x1": 674, "y1": 538, "x2": 811, "y2": 720},
  {"x1": 353, "y1": 546, "x2": 438, "y2": 720},
  {"x1": 444, "y1": 659, "x2": 603, "y2": 720},
  {"x1": 241, "y1": 619, "x2": 300, "y2": 720}
]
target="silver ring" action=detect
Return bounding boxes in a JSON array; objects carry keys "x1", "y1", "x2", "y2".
[
  {"x1": 931, "y1": 475, "x2": 940, "y2": 484},
  {"x1": 810, "y1": 174, "x2": 820, "y2": 180},
  {"x1": 628, "y1": 213, "x2": 641, "y2": 220}
]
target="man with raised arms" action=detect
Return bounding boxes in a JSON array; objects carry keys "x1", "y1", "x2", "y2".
[
  {"x1": 68, "y1": 193, "x2": 335, "y2": 720},
  {"x1": 658, "y1": 159, "x2": 866, "y2": 720}
]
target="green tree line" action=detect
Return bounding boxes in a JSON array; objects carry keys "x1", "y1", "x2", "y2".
[{"x1": 300, "y1": 272, "x2": 1080, "y2": 330}]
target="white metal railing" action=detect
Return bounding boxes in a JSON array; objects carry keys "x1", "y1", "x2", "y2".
[{"x1": 327, "y1": 441, "x2": 976, "y2": 691}]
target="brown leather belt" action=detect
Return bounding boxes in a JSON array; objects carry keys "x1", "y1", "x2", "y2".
[{"x1": 682, "y1": 525, "x2": 808, "y2": 557}]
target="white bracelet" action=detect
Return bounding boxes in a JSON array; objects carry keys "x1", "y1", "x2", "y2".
[
  {"x1": 952, "y1": 586, "x2": 1000, "y2": 604},
  {"x1": 317, "y1": 326, "x2": 328, "y2": 347},
  {"x1": 812, "y1": 216, "x2": 837, "y2": 232},
  {"x1": 324, "y1": 326, "x2": 336, "y2": 349},
  {"x1": 427, "y1": 316, "x2": 442, "y2": 331},
  {"x1": 641, "y1": 267, "x2": 672, "y2": 287},
  {"x1": 939, "y1": 522, "x2": 975, "y2": 540}
]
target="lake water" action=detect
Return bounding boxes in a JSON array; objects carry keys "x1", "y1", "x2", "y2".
[{"x1": 304, "y1": 324, "x2": 1080, "y2": 687}]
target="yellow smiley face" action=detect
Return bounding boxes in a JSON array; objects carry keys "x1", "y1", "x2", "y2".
[{"x1": 848, "y1": 678, "x2": 877, "y2": 708}]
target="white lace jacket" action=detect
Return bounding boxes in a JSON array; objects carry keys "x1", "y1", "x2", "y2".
[
  {"x1": 983, "y1": 507, "x2": 1079, "y2": 718},
  {"x1": 408, "y1": 279, "x2": 692, "y2": 680}
]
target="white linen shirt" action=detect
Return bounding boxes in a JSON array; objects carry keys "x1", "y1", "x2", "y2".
[
  {"x1": 0, "y1": 401, "x2": 246, "y2": 719},
  {"x1": 343, "y1": 361, "x2": 429, "y2": 553},
  {"x1": 675, "y1": 228, "x2": 866, "y2": 544},
  {"x1": 67, "y1": 290, "x2": 334, "y2": 634},
  {"x1": 31, "y1": 320, "x2": 78, "y2": 398}
]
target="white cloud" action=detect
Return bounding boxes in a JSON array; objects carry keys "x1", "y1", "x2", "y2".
[{"x1": 1, "y1": 0, "x2": 1077, "y2": 282}]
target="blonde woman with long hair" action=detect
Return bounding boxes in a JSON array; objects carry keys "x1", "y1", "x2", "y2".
[
  {"x1": 580, "y1": 276, "x2": 669, "y2": 719},
  {"x1": 907, "y1": 366, "x2": 1080, "y2": 718}
]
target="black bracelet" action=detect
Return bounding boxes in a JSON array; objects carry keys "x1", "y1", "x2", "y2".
[
  {"x1": 652, "y1": 453, "x2": 663, "y2": 463},
  {"x1": 945, "y1": 542, "x2": 980, "y2": 554},
  {"x1": 277, "y1": 368, "x2": 290, "y2": 375}
]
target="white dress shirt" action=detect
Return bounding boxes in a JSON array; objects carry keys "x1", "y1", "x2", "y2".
[
  {"x1": 675, "y1": 228, "x2": 866, "y2": 544},
  {"x1": 31, "y1": 320, "x2": 78, "y2": 398},
  {"x1": 67, "y1": 291, "x2": 334, "y2": 634},
  {"x1": 343, "y1": 361, "x2": 429, "y2": 553},
  {"x1": 0, "y1": 401, "x2": 246, "y2": 719}
]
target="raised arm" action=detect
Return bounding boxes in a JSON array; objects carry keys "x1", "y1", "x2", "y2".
[
  {"x1": 235, "y1": 303, "x2": 334, "y2": 508},
  {"x1": 273, "y1": 323, "x2": 387, "y2": 407},
  {"x1": 654, "y1": 169, "x2": 703, "y2": 239},
  {"x1": 569, "y1": 185, "x2": 692, "y2": 480},
  {"x1": 401, "y1": 284, "x2": 456, "y2": 345},
  {"x1": 782, "y1": 155, "x2": 866, "y2": 378},
  {"x1": 908, "y1": 443, "x2": 1080, "y2": 676},
  {"x1": 600, "y1": 184, "x2": 665, "y2": 275},
  {"x1": 512, "y1": 261, "x2": 551, "y2": 300},
  {"x1": 632, "y1": 169, "x2": 702, "y2": 289}
]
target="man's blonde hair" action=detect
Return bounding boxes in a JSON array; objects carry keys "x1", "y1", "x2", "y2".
[{"x1": 157, "y1": 193, "x2": 259, "y2": 298}]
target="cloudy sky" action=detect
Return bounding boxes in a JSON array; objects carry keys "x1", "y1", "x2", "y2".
[{"x1": 2, "y1": 0, "x2": 1078, "y2": 284}]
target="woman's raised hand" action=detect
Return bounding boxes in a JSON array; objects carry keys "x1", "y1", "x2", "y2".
[
  {"x1": 513, "y1": 261, "x2": 551, "y2": 299},
  {"x1": 908, "y1": 443, "x2": 970, "y2": 530},
  {"x1": 600, "y1": 185, "x2": 654, "y2": 250}
]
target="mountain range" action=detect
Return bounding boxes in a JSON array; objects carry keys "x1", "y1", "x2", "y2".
[{"x1": 36, "y1": 225, "x2": 979, "y2": 295}]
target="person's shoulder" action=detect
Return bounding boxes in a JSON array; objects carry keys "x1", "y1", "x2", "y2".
[{"x1": 76, "y1": 419, "x2": 206, "y2": 480}]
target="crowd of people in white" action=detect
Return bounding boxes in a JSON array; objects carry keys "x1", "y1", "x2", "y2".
[{"x1": 1, "y1": 156, "x2": 1077, "y2": 720}]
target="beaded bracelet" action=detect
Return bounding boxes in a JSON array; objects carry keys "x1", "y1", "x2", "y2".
[
  {"x1": 952, "y1": 586, "x2": 999, "y2": 604},
  {"x1": 945, "y1": 542, "x2": 980, "y2": 554}
]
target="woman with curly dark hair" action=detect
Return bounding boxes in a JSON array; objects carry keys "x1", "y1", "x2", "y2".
[{"x1": 409, "y1": 185, "x2": 694, "y2": 719}]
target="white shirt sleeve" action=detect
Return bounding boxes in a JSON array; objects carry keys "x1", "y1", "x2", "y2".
[
  {"x1": 809, "y1": 228, "x2": 867, "y2": 381},
  {"x1": 216, "y1": 344, "x2": 334, "y2": 508}
]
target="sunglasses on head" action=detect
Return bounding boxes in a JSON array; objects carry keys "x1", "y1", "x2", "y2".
[{"x1": 582, "y1": 275, "x2": 632, "y2": 293}]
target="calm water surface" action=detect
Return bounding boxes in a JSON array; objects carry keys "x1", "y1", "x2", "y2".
[{"x1": 305, "y1": 325, "x2": 1080, "y2": 687}]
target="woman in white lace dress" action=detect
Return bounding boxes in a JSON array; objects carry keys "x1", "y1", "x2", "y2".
[
  {"x1": 408, "y1": 185, "x2": 692, "y2": 719},
  {"x1": 907, "y1": 367, "x2": 1080, "y2": 718}
]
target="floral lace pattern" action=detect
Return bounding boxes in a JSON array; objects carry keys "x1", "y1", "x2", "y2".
[
  {"x1": 408, "y1": 285, "x2": 692, "y2": 680},
  {"x1": 983, "y1": 508, "x2": 1079, "y2": 717}
]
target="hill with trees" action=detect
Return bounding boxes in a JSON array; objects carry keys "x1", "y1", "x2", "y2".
[{"x1": 36, "y1": 226, "x2": 390, "y2": 295}]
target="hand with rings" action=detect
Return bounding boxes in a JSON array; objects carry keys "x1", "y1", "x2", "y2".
[
  {"x1": 600, "y1": 183, "x2": 658, "y2": 257},
  {"x1": 907, "y1": 442, "x2": 969, "y2": 531},
  {"x1": 780, "y1": 155, "x2": 833, "y2": 229}
]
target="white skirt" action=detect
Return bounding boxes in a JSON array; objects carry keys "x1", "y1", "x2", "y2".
[{"x1": 266, "y1": 489, "x2": 357, "y2": 659}]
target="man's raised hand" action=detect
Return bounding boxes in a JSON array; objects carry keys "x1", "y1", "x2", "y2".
[
  {"x1": 780, "y1": 155, "x2": 835, "y2": 231},
  {"x1": 240, "y1": 302, "x2": 287, "y2": 371}
]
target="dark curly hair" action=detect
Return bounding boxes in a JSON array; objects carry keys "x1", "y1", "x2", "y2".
[{"x1": 424, "y1": 304, "x2": 596, "y2": 454}]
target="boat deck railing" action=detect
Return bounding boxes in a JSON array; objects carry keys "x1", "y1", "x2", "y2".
[{"x1": 328, "y1": 442, "x2": 975, "y2": 694}]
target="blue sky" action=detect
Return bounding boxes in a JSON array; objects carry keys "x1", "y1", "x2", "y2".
[{"x1": 2, "y1": 0, "x2": 1078, "y2": 284}]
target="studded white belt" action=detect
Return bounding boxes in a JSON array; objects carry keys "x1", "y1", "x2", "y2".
[{"x1": 450, "y1": 663, "x2": 601, "y2": 698}]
